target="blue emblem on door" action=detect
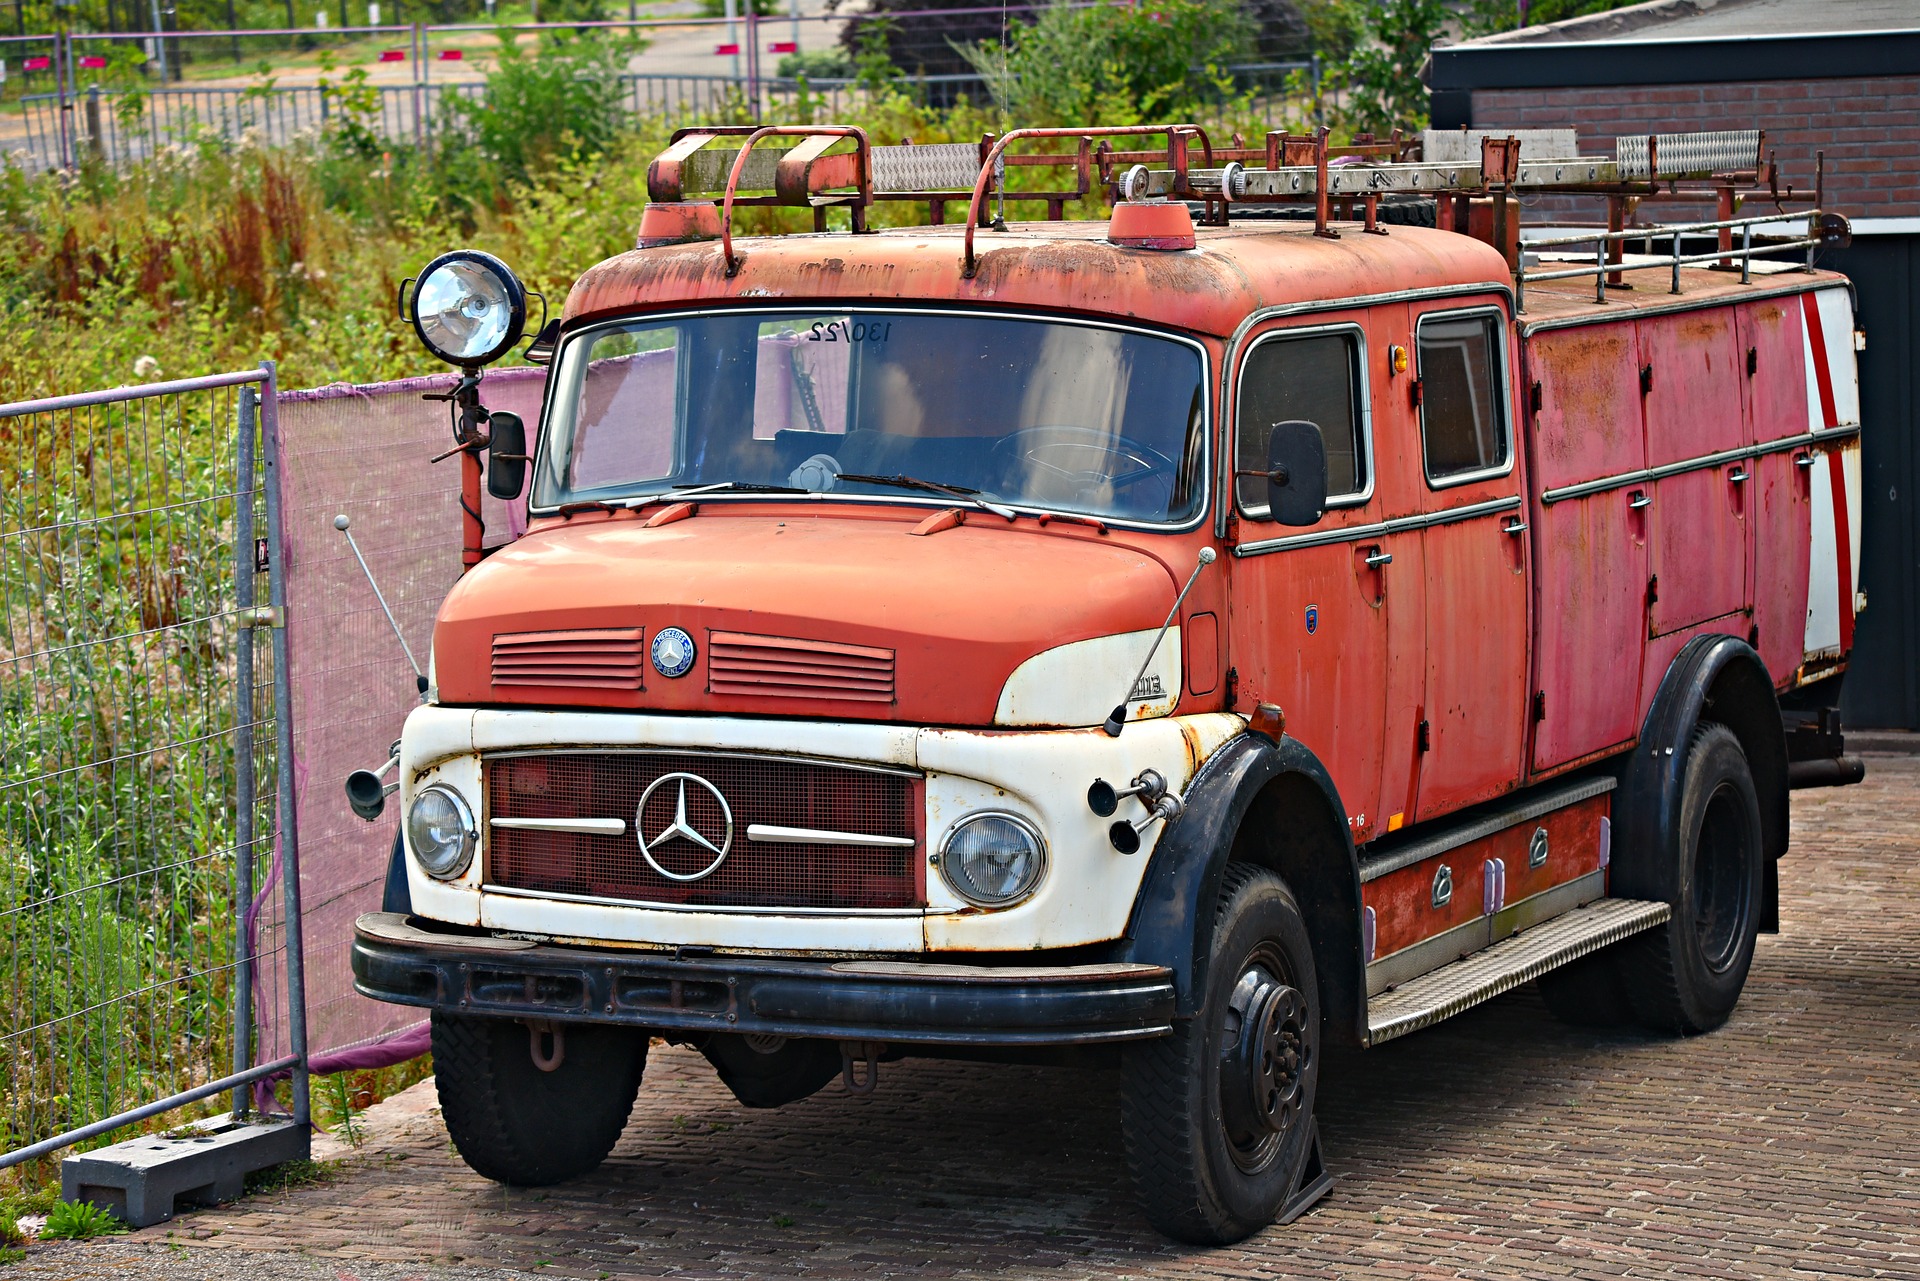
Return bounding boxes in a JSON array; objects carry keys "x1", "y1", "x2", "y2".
[{"x1": 1304, "y1": 605, "x2": 1319, "y2": 635}]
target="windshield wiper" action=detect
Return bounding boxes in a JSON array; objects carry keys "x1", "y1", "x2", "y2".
[
  {"x1": 629, "y1": 481, "x2": 809, "y2": 508},
  {"x1": 834, "y1": 473, "x2": 1017, "y2": 521}
]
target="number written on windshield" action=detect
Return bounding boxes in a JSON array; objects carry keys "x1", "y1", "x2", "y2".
[{"x1": 810, "y1": 320, "x2": 892, "y2": 344}]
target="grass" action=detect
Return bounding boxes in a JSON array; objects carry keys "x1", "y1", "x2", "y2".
[{"x1": 242, "y1": 1157, "x2": 344, "y2": 1196}]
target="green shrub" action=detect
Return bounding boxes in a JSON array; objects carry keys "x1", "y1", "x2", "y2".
[
  {"x1": 961, "y1": 0, "x2": 1257, "y2": 126},
  {"x1": 436, "y1": 32, "x2": 632, "y2": 190},
  {"x1": 37, "y1": 1200, "x2": 126, "y2": 1241}
]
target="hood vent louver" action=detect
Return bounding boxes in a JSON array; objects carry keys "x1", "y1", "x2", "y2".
[
  {"x1": 493, "y1": 628, "x2": 646, "y2": 690},
  {"x1": 708, "y1": 631, "x2": 894, "y2": 703}
]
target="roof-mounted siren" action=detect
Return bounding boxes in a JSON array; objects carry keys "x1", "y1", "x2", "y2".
[{"x1": 1107, "y1": 160, "x2": 1244, "y2": 250}]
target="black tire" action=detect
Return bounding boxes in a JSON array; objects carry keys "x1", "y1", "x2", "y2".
[
  {"x1": 701, "y1": 1034, "x2": 842, "y2": 1109},
  {"x1": 431, "y1": 1013, "x2": 646, "y2": 1186},
  {"x1": 1378, "y1": 195, "x2": 1438, "y2": 227},
  {"x1": 1120, "y1": 864, "x2": 1321, "y2": 1245},
  {"x1": 1620, "y1": 723, "x2": 1765, "y2": 1034},
  {"x1": 1537, "y1": 951, "x2": 1634, "y2": 1028}
]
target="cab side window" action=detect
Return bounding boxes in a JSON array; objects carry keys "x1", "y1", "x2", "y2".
[
  {"x1": 1417, "y1": 312, "x2": 1510, "y2": 483},
  {"x1": 1236, "y1": 330, "x2": 1368, "y2": 515}
]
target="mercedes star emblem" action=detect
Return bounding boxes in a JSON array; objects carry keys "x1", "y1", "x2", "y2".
[
  {"x1": 651, "y1": 626, "x2": 696, "y2": 678},
  {"x1": 635, "y1": 771, "x2": 733, "y2": 881}
]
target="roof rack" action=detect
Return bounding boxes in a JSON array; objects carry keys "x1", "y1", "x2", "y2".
[{"x1": 637, "y1": 122, "x2": 1850, "y2": 303}]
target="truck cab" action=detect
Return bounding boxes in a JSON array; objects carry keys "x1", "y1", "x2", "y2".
[{"x1": 353, "y1": 123, "x2": 1864, "y2": 1243}]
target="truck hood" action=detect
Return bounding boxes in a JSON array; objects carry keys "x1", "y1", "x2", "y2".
[{"x1": 432, "y1": 508, "x2": 1181, "y2": 726}]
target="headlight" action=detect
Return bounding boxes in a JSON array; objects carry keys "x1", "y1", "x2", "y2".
[
  {"x1": 407, "y1": 250, "x2": 527, "y2": 367},
  {"x1": 939, "y1": 812, "x2": 1046, "y2": 907},
  {"x1": 407, "y1": 784, "x2": 476, "y2": 881}
]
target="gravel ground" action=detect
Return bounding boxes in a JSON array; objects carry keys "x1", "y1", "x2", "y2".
[{"x1": 7, "y1": 1241, "x2": 541, "y2": 1279}]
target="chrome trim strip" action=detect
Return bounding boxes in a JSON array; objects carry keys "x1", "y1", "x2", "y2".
[
  {"x1": 482, "y1": 746, "x2": 923, "y2": 780},
  {"x1": 1490, "y1": 869, "x2": 1607, "y2": 941},
  {"x1": 480, "y1": 883, "x2": 930, "y2": 917},
  {"x1": 1365, "y1": 915, "x2": 1490, "y2": 997},
  {"x1": 1234, "y1": 495, "x2": 1521, "y2": 558},
  {"x1": 490, "y1": 816, "x2": 627, "y2": 836},
  {"x1": 1358, "y1": 776, "x2": 1616, "y2": 884},
  {"x1": 1538, "y1": 425, "x2": 1862, "y2": 505},
  {"x1": 746, "y1": 823, "x2": 917, "y2": 849}
]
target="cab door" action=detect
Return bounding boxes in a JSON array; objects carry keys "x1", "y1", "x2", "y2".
[
  {"x1": 1410, "y1": 305, "x2": 1530, "y2": 820},
  {"x1": 1227, "y1": 314, "x2": 1396, "y2": 843}
]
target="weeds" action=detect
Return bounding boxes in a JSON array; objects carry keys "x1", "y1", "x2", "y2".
[
  {"x1": 242, "y1": 1157, "x2": 343, "y2": 1196},
  {"x1": 37, "y1": 1199, "x2": 126, "y2": 1241}
]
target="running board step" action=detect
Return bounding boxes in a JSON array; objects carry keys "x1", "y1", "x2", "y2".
[{"x1": 1365, "y1": 897, "x2": 1670, "y2": 1046}]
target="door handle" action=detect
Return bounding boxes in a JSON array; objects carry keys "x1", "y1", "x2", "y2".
[
  {"x1": 1794, "y1": 453, "x2": 1816, "y2": 469},
  {"x1": 1502, "y1": 519, "x2": 1527, "y2": 535},
  {"x1": 1364, "y1": 550, "x2": 1393, "y2": 568},
  {"x1": 1728, "y1": 468, "x2": 1750, "y2": 484},
  {"x1": 1628, "y1": 492, "x2": 1652, "y2": 510}
]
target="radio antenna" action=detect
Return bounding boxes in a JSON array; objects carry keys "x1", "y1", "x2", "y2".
[
  {"x1": 1104, "y1": 547, "x2": 1216, "y2": 737},
  {"x1": 334, "y1": 514, "x2": 427, "y2": 694}
]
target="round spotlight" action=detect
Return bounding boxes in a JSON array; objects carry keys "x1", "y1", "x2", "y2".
[
  {"x1": 408, "y1": 250, "x2": 527, "y2": 368},
  {"x1": 940, "y1": 812, "x2": 1046, "y2": 908}
]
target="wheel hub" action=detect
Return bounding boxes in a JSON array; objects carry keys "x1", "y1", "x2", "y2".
[{"x1": 1219, "y1": 964, "x2": 1309, "y2": 1170}]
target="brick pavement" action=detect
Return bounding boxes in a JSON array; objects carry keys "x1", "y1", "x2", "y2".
[{"x1": 36, "y1": 758, "x2": 1920, "y2": 1279}]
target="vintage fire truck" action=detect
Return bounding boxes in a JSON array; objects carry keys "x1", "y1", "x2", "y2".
[{"x1": 350, "y1": 122, "x2": 1865, "y2": 1242}]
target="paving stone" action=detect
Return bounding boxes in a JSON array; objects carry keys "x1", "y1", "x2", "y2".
[{"x1": 17, "y1": 761, "x2": 1920, "y2": 1279}]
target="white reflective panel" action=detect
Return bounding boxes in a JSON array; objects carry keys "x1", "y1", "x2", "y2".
[{"x1": 417, "y1": 259, "x2": 513, "y2": 362}]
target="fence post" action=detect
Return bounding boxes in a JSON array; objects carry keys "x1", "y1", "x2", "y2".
[
  {"x1": 54, "y1": 31, "x2": 71, "y2": 169},
  {"x1": 411, "y1": 21, "x2": 424, "y2": 152},
  {"x1": 259, "y1": 360, "x2": 311, "y2": 1131},
  {"x1": 232, "y1": 386, "x2": 260, "y2": 1120},
  {"x1": 83, "y1": 83, "x2": 103, "y2": 163},
  {"x1": 746, "y1": 10, "x2": 760, "y2": 122}
]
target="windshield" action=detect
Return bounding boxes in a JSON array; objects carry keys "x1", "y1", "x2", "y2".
[{"x1": 533, "y1": 309, "x2": 1209, "y2": 525}]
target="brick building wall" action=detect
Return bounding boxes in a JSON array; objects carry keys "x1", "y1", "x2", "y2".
[{"x1": 1464, "y1": 76, "x2": 1920, "y2": 220}]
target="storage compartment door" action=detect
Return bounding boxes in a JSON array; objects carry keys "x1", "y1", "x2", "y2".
[
  {"x1": 1525, "y1": 323, "x2": 1648, "y2": 773},
  {"x1": 1642, "y1": 310, "x2": 1750, "y2": 635}
]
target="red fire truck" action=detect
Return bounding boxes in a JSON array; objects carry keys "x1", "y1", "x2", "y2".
[{"x1": 351, "y1": 123, "x2": 1865, "y2": 1242}]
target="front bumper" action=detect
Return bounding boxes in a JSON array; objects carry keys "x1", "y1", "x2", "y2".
[{"x1": 350, "y1": 912, "x2": 1175, "y2": 1047}]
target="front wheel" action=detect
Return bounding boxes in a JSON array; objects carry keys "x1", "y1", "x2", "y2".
[
  {"x1": 432, "y1": 1013, "x2": 646, "y2": 1186},
  {"x1": 1120, "y1": 864, "x2": 1321, "y2": 1244}
]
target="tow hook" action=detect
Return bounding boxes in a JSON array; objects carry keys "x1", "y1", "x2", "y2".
[
  {"x1": 526, "y1": 1019, "x2": 565, "y2": 1072},
  {"x1": 840, "y1": 1040, "x2": 883, "y2": 1096},
  {"x1": 1087, "y1": 770, "x2": 1187, "y2": 854}
]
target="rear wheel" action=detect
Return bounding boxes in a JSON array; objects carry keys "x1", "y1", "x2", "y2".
[
  {"x1": 1621, "y1": 723, "x2": 1765, "y2": 1033},
  {"x1": 432, "y1": 1013, "x2": 645, "y2": 1186},
  {"x1": 1120, "y1": 865, "x2": 1320, "y2": 1244}
]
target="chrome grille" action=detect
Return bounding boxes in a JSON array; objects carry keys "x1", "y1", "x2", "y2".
[{"x1": 486, "y1": 752, "x2": 922, "y2": 910}]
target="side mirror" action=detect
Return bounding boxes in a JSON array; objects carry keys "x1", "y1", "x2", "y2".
[
  {"x1": 487, "y1": 410, "x2": 528, "y2": 500},
  {"x1": 1265, "y1": 420, "x2": 1327, "y2": 527}
]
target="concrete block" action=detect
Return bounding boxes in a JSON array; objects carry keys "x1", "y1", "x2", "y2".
[{"x1": 61, "y1": 1112, "x2": 310, "y2": 1228}]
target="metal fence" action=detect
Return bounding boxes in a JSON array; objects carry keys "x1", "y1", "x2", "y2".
[
  {"x1": 0, "y1": 4, "x2": 1325, "y2": 174},
  {"x1": 0, "y1": 367, "x2": 308, "y2": 1175}
]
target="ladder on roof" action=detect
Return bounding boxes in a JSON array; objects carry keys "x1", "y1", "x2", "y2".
[{"x1": 639, "y1": 123, "x2": 1849, "y2": 301}]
